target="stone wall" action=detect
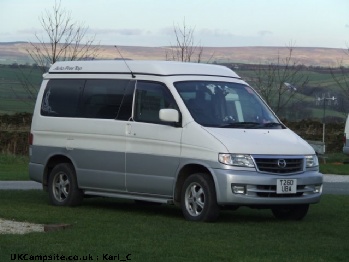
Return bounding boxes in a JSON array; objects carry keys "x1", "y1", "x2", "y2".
[{"x1": 0, "y1": 113, "x2": 32, "y2": 155}]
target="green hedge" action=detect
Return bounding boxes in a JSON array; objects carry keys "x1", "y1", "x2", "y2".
[
  {"x1": 0, "y1": 113, "x2": 32, "y2": 155},
  {"x1": 0, "y1": 131, "x2": 29, "y2": 155},
  {"x1": 285, "y1": 120, "x2": 344, "y2": 153}
]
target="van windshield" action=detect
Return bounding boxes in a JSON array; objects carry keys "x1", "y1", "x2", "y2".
[{"x1": 174, "y1": 81, "x2": 283, "y2": 129}]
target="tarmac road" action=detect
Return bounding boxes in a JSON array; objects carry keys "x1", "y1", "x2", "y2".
[
  {"x1": 0, "y1": 181, "x2": 42, "y2": 190},
  {"x1": 0, "y1": 175, "x2": 348, "y2": 194},
  {"x1": 322, "y1": 174, "x2": 349, "y2": 195}
]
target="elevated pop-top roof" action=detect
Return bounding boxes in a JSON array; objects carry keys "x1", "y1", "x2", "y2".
[{"x1": 48, "y1": 60, "x2": 240, "y2": 79}]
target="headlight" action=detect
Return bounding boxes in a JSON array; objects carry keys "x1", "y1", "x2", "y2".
[
  {"x1": 218, "y1": 154, "x2": 255, "y2": 167},
  {"x1": 305, "y1": 155, "x2": 319, "y2": 168}
]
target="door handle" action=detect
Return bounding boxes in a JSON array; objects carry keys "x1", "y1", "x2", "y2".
[{"x1": 126, "y1": 123, "x2": 132, "y2": 135}]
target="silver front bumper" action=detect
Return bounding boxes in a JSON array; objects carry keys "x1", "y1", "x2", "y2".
[{"x1": 212, "y1": 169, "x2": 323, "y2": 205}]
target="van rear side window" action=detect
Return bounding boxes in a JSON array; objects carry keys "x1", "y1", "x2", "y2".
[
  {"x1": 80, "y1": 79, "x2": 130, "y2": 119},
  {"x1": 41, "y1": 79, "x2": 84, "y2": 117},
  {"x1": 41, "y1": 79, "x2": 135, "y2": 119}
]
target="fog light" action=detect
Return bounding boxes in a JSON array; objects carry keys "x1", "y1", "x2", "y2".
[
  {"x1": 232, "y1": 185, "x2": 246, "y2": 194},
  {"x1": 314, "y1": 185, "x2": 322, "y2": 193}
]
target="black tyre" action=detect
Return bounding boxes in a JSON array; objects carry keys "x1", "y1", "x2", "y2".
[
  {"x1": 181, "y1": 173, "x2": 219, "y2": 222},
  {"x1": 271, "y1": 204, "x2": 309, "y2": 220},
  {"x1": 48, "y1": 163, "x2": 83, "y2": 206}
]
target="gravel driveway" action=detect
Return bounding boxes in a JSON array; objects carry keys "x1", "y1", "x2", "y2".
[{"x1": 0, "y1": 218, "x2": 44, "y2": 234}]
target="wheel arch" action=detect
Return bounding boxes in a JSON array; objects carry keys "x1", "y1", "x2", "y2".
[
  {"x1": 43, "y1": 154, "x2": 75, "y2": 190},
  {"x1": 174, "y1": 163, "x2": 217, "y2": 205}
]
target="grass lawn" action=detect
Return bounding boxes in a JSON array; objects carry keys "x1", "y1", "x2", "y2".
[
  {"x1": 319, "y1": 153, "x2": 349, "y2": 175},
  {"x1": 0, "y1": 191, "x2": 348, "y2": 261},
  {"x1": 320, "y1": 163, "x2": 349, "y2": 175},
  {"x1": 0, "y1": 154, "x2": 29, "y2": 180}
]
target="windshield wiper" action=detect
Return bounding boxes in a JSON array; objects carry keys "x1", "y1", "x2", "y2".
[
  {"x1": 261, "y1": 122, "x2": 284, "y2": 128},
  {"x1": 220, "y1": 122, "x2": 284, "y2": 129},
  {"x1": 220, "y1": 122, "x2": 262, "y2": 128}
]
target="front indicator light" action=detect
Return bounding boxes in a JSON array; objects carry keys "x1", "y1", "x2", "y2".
[
  {"x1": 314, "y1": 185, "x2": 322, "y2": 193},
  {"x1": 232, "y1": 185, "x2": 246, "y2": 194}
]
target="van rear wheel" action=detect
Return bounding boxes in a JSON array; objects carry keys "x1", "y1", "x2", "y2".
[
  {"x1": 48, "y1": 163, "x2": 83, "y2": 206},
  {"x1": 181, "y1": 173, "x2": 219, "y2": 222},
  {"x1": 271, "y1": 204, "x2": 309, "y2": 220}
]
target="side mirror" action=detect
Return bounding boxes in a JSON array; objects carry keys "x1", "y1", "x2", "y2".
[{"x1": 159, "y1": 109, "x2": 179, "y2": 123}]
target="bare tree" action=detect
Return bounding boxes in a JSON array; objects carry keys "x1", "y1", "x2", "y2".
[
  {"x1": 330, "y1": 48, "x2": 349, "y2": 102},
  {"x1": 13, "y1": 64, "x2": 42, "y2": 103},
  {"x1": 26, "y1": 0, "x2": 100, "y2": 72},
  {"x1": 250, "y1": 45, "x2": 309, "y2": 117},
  {"x1": 166, "y1": 18, "x2": 212, "y2": 63},
  {"x1": 15, "y1": 0, "x2": 100, "y2": 106}
]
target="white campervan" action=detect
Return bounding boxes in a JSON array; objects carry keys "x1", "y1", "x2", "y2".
[
  {"x1": 29, "y1": 60, "x2": 323, "y2": 222},
  {"x1": 344, "y1": 114, "x2": 349, "y2": 155}
]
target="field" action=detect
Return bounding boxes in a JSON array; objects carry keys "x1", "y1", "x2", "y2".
[
  {"x1": 2, "y1": 43, "x2": 349, "y2": 66},
  {"x1": 0, "y1": 65, "x2": 41, "y2": 113},
  {"x1": 235, "y1": 68, "x2": 349, "y2": 121}
]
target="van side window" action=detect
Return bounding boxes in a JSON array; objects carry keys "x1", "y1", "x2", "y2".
[
  {"x1": 134, "y1": 81, "x2": 177, "y2": 124},
  {"x1": 41, "y1": 79, "x2": 84, "y2": 117},
  {"x1": 41, "y1": 79, "x2": 135, "y2": 120},
  {"x1": 81, "y1": 79, "x2": 134, "y2": 119}
]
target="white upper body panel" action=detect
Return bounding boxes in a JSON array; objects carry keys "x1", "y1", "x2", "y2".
[
  {"x1": 202, "y1": 127, "x2": 314, "y2": 155},
  {"x1": 33, "y1": 60, "x2": 315, "y2": 160},
  {"x1": 48, "y1": 60, "x2": 240, "y2": 78}
]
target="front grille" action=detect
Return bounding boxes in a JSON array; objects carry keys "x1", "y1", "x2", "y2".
[{"x1": 254, "y1": 157, "x2": 303, "y2": 174}]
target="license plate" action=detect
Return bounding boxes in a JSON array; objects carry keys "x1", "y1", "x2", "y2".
[{"x1": 276, "y1": 179, "x2": 297, "y2": 194}]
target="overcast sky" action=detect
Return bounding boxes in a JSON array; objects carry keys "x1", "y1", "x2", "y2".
[{"x1": 1, "y1": 0, "x2": 348, "y2": 48}]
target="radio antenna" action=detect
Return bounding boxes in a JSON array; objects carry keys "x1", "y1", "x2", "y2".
[{"x1": 114, "y1": 45, "x2": 135, "y2": 78}]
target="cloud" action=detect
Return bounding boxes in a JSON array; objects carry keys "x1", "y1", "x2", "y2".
[
  {"x1": 159, "y1": 27, "x2": 235, "y2": 38},
  {"x1": 258, "y1": 30, "x2": 273, "y2": 37},
  {"x1": 90, "y1": 28, "x2": 144, "y2": 36},
  {"x1": 198, "y1": 28, "x2": 235, "y2": 37},
  {"x1": 17, "y1": 28, "x2": 40, "y2": 34},
  {"x1": 0, "y1": 28, "x2": 43, "y2": 42},
  {"x1": 17, "y1": 26, "x2": 145, "y2": 38},
  {"x1": 158, "y1": 27, "x2": 174, "y2": 36},
  {"x1": 115, "y1": 29, "x2": 144, "y2": 36},
  {"x1": 346, "y1": 24, "x2": 349, "y2": 28}
]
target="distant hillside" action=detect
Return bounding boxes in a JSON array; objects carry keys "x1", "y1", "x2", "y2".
[{"x1": 0, "y1": 42, "x2": 348, "y2": 67}]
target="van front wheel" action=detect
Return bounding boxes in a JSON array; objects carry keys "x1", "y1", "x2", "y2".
[
  {"x1": 181, "y1": 173, "x2": 219, "y2": 222},
  {"x1": 48, "y1": 163, "x2": 83, "y2": 206}
]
